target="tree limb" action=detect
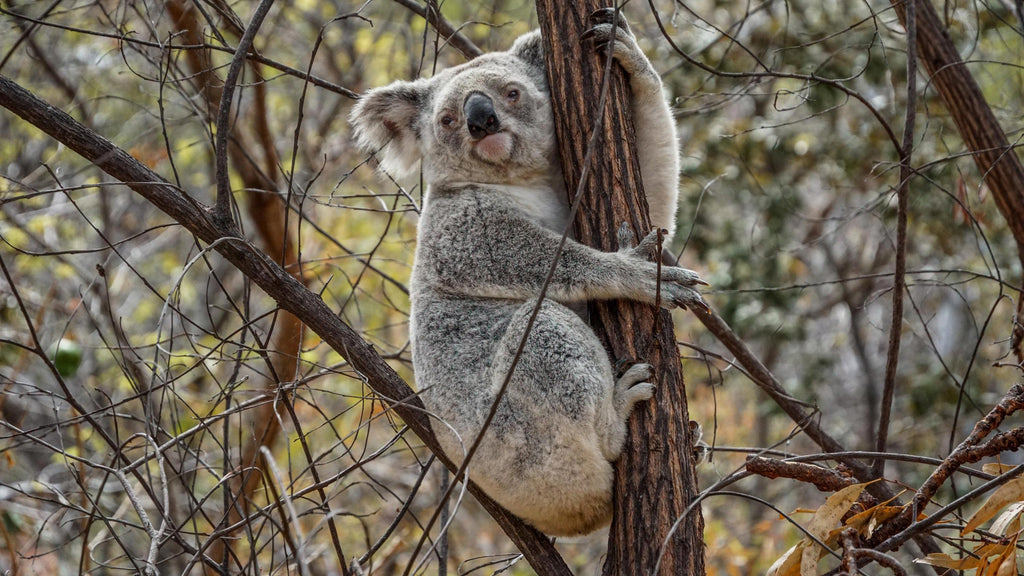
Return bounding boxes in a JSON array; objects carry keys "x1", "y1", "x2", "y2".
[{"x1": 0, "y1": 73, "x2": 573, "y2": 576}]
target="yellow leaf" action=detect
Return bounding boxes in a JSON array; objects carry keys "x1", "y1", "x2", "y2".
[
  {"x1": 985, "y1": 463, "x2": 1017, "y2": 475},
  {"x1": 843, "y1": 501, "x2": 902, "y2": 539},
  {"x1": 996, "y1": 544, "x2": 1019, "y2": 576},
  {"x1": 963, "y1": 477, "x2": 1024, "y2": 535},
  {"x1": 800, "y1": 482, "x2": 873, "y2": 576},
  {"x1": 866, "y1": 506, "x2": 903, "y2": 538},
  {"x1": 990, "y1": 502, "x2": 1024, "y2": 536},
  {"x1": 985, "y1": 543, "x2": 1018, "y2": 576},
  {"x1": 767, "y1": 541, "x2": 806, "y2": 576},
  {"x1": 914, "y1": 553, "x2": 983, "y2": 570}
]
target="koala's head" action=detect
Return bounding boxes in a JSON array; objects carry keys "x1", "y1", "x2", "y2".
[{"x1": 350, "y1": 32, "x2": 556, "y2": 186}]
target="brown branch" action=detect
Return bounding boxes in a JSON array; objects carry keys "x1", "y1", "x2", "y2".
[
  {"x1": 909, "y1": 384, "x2": 1024, "y2": 513},
  {"x1": 962, "y1": 427, "x2": 1024, "y2": 460},
  {"x1": 875, "y1": 0, "x2": 917, "y2": 476},
  {"x1": 0, "y1": 75, "x2": 573, "y2": 576},
  {"x1": 839, "y1": 528, "x2": 907, "y2": 576},
  {"x1": 391, "y1": 0, "x2": 483, "y2": 59},
  {"x1": 745, "y1": 456, "x2": 856, "y2": 493},
  {"x1": 866, "y1": 384, "x2": 1024, "y2": 548}
]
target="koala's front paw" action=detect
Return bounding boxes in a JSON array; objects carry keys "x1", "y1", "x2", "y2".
[
  {"x1": 661, "y1": 266, "x2": 711, "y2": 312},
  {"x1": 581, "y1": 11, "x2": 655, "y2": 83},
  {"x1": 618, "y1": 224, "x2": 710, "y2": 313},
  {"x1": 587, "y1": 7, "x2": 634, "y2": 37}
]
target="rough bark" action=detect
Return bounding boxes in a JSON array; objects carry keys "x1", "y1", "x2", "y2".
[
  {"x1": 533, "y1": 3, "x2": 705, "y2": 574},
  {"x1": 0, "y1": 74, "x2": 573, "y2": 576}
]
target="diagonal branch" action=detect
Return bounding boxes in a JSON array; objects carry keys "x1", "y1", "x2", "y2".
[{"x1": 0, "y1": 74, "x2": 573, "y2": 576}]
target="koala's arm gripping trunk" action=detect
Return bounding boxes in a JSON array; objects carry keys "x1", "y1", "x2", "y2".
[{"x1": 534, "y1": 3, "x2": 706, "y2": 575}]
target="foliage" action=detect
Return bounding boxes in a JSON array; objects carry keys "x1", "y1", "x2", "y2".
[{"x1": 1, "y1": 0, "x2": 1024, "y2": 575}]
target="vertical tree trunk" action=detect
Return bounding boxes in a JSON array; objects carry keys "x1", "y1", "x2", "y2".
[
  {"x1": 888, "y1": 0, "x2": 1024, "y2": 359},
  {"x1": 533, "y1": 3, "x2": 705, "y2": 574}
]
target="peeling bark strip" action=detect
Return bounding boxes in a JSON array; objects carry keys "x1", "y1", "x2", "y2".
[
  {"x1": 0, "y1": 75, "x2": 573, "y2": 576},
  {"x1": 532, "y1": 3, "x2": 705, "y2": 575}
]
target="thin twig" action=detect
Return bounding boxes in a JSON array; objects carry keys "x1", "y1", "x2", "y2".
[
  {"x1": 391, "y1": 0, "x2": 483, "y2": 59},
  {"x1": 874, "y1": 0, "x2": 917, "y2": 476},
  {"x1": 213, "y1": 0, "x2": 276, "y2": 227}
]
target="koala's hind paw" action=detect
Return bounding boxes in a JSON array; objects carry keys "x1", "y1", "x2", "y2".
[{"x1": 614, "y1": 363, "x2": 655, "y2": 419}]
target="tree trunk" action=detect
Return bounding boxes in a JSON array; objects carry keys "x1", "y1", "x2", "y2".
[
  {"x1": 534, "y1": 3, "x2": 705, "y2": 574},
  {"x1": 888, "y1": 0, "x2": 1024, "y2": 359}
]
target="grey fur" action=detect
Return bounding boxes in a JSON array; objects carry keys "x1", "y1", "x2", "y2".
[{"x1": 350, "y1": 17, "x2": 705, "y2": 536}]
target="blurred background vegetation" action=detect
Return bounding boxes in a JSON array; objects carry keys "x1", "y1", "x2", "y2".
[{"x1": 1, "y1": 0, "x2": 1023, "y2": 574}]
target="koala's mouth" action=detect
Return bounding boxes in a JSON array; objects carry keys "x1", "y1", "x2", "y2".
[{"x1": 471, "y1": 132, "x2": 514, "y2": 163}]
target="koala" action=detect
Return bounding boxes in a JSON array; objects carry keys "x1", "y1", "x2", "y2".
[{"x1": 350, "y1": 10, "x2": 706, "y2": 536}]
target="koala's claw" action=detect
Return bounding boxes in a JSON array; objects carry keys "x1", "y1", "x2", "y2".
[
  {"x1": 660, "y1": 267, "x2": 711, "y2": 313},
  {"x1": 581, "y1": 7, "x2": 635, "y2": 50},
  {"x1": 588, "y1": 7, "x2": 633, "y2": 36},
  {"x1": 673, "y1": 290, "x2": 711, "y2": 314}
]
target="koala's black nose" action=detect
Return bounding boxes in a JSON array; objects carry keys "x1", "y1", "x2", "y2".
[{"x1": 464, "y1": 92, "x2": 500, "y2": 140}]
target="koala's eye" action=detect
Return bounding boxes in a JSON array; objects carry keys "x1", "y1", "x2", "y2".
[
  {"x1": 506, "y1": 88, "x2": 520, "y2": 103},
  {"x1": 441, "y1": 114, "x2": 456, "y2": 128}
]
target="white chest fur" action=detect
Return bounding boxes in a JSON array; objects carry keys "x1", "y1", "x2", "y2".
[{"x1": 492, "y1": 184, "x2": 571, "y2": 233}]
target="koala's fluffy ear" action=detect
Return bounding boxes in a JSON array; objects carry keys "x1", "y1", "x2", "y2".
[
  {"x1": 509, "y1": 31, "x2": 548, "y2": 91},
  {"x1": 510, "y1": 30, "x2": 544, "y2": 69},
  {"x1": 349, "y1": 79, "x2": 429, "y2": 177}
]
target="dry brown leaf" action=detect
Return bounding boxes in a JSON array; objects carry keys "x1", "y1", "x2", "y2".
[
  {"x1": 915, "y1": 552, "x2": 984, "y2": 570},
  {"x1": 766, "y1": 541, "x2": 805, "y2": 576},
  {"x1": 985, "y1": 463, "x2": 1017, "y2": 475},
  {"x1": 866, "y1": 506, "x2": 903, "y2": 538},
  {"x1": 984, "y1": 544, "x2": 1017, "y2": 576},
  {"x1": 800, "y1": 481, "x2": 872, "y2": 576},
  {"x1": 964, "y1": 477, "x2": 1024, "y2": 535}
]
